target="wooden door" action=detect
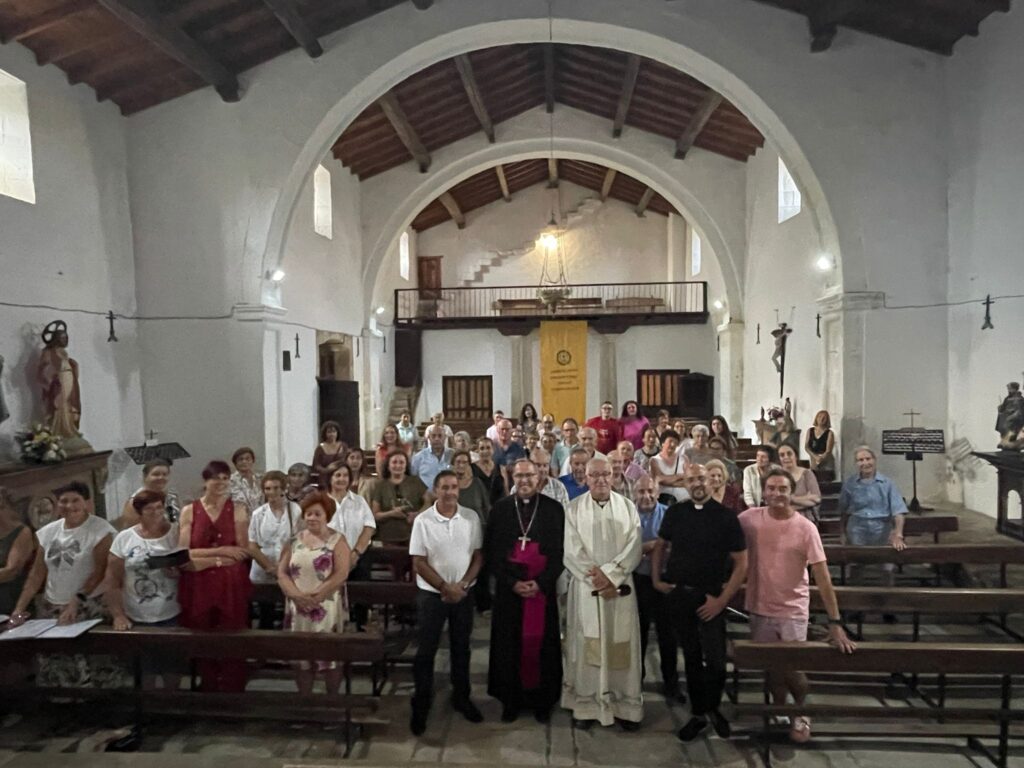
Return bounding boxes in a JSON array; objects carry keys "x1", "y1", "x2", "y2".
[
  {"x1": 637, "y1": 369, "x2": 714, "y2": 422},
  {"x1": 318, "y1": 379, "x2": 361, "y2": 447},
  {"x1": 442, "y1": 375, "x2": 493, "y2": 422},
  {"x1": 394, "y1": 329, "x2": 422, "y2": 388},
  {"x1": 417, "y1": 255, "x2": 443, "y2": 299}
]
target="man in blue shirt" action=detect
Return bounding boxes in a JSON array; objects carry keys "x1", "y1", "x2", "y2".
[
  {"x1": 632, "y1": 474, "x2": 683, "y2": 703},
  {"x1": 411, "y1": 424, "x2": 453, "y2": 488},
  {"x1": 559, "y1": 447, "x2": 590, "y2": 500}
]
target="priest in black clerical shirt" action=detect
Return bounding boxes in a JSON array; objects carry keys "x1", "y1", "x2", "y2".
[{"x1": 485, "y1": 457, "x2": 565, "y2": 723}]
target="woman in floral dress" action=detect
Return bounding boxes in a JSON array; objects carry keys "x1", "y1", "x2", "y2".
[{"x1": 278, "y1": 491, "x2": 351, "y2": 695}]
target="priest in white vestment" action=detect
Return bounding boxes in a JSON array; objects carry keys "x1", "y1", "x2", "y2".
[{"x1": 561, "y1": 456, "x2": 644, "y2": 729}]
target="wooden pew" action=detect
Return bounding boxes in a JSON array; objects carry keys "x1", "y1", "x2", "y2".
[
  {"x1": 824, "y1": 544, "x2": 1024, "y2": 587},
  {"x1": 817, "y1": 514, "x2": 959, "y2": 542},
  {"x1": 731, "y1": 641, "x2": 1024, "y2": 768}
]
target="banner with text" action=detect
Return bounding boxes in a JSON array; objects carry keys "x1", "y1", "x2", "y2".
[{"x1": 540, "y1": 320, "x2": 587, "y2": 424}]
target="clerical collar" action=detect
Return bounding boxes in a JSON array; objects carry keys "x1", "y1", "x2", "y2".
[
  {"x1": 594, "y1": 498, "x2": 610, "y2": 508},
  {"x1": 693, "y1": 503, "x2": 704, "y2": 510}
]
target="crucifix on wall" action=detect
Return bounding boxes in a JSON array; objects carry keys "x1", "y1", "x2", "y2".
[{"x1": 771, "y1": 322, "x2": 793, "y2": 397}]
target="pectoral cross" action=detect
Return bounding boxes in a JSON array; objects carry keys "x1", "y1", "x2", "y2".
[{"x1": 518, "y1": 534, "x2": 531, "y2": 551}]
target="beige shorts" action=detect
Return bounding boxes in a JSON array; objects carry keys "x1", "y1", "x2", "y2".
[{"x1": 749, "y1": 613, "x2": 809, "y2": 642}]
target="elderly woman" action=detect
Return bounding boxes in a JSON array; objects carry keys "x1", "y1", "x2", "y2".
[
  {"x1": 0, "y1": 490, "x2": 32, "y2": 617},
  {"x1": 368, "y1": 450, "x2": 428, "y2": 543},
  {"x1": 279, "y1": 491, "x2": 351, "y2": 695},
  {"x1": 632, "y1": 427, "x2": 661, "y2": 475},
  {"x1": 704, "y1": 459, "x2": 746, "y2": 515},
  {"x1": 248, "y1": 471, "x2": 303, "y2": 628},
  {"x1": 806, "y1": 410, "x2": 837, "y2": 479},
  {"x1": 229, "y1": 446, "x2": 264, "y2": 511},
  {"x1": 777, "y1": 444, "x2": 822, "y2": 521},
  {"x1": 312, "y1": 421, "x2": 348, "y2": 487},
  {"x1": 683, "y1": 424, "x2": 713, "y2": 466},
  {"x1": 375, "y1": 423, "x2": 408, "y2": 477},
  {"x1": 453, "y1": 430, "x2": 477, "y2": 461},
  {"x1": 707, "y1": 437, "x2": 741, "y2": 484},
  {"x1": 742, "y1": 445, "x2": 777, "y2": 506},
  {"x1": 650, "y1": 430, "x2": 689, "y2": 505},
  {"x1": 286, "y1": 463, "x2": 318, "y2": 504},
  {"x1": 709, "y1": 415, "x2": 738, "y2": 459},
  {"x1": 119, "y1": 458, "x2": 180, "y2": 528},
  {"x1": 178, "y1": 461, "x2": 251, "y2": 692},
  {"x1": 839, "y1": 446, "x2": 907, "y2": 551},
  {"x1": 620, "y1": 400, "x2": 651, "y2": 451}
]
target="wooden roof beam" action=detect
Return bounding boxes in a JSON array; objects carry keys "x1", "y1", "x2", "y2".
[
  {"x1": 378, "y1": 91, "x2": 431, "y2": 172},
  {"x1": 548, "y1": 158, "x2": 559, "y2": 188},
  {"x1": 612, "y1": 54, "x2": 641, "y2": 138},
  {"x1": 495, "y1": 165, "x2": 512, "y2": 202},
  {"x1": 600, "y1": 168, "x2": 617, "y2": 201},
  {"x1": 543, "y1": 44, "x2": 555, "y2": 113},
  {"x1": 95, "y1": 0, "x2": 240, "y2": 101},
  {"x1": 1, "y1": 0, "x2": 93, "y2": 44},
  {"x1": 438, "y1": 192, "x2": 466, "y2": 229},
  {"x1": 674, "y1": 89, "x2": 723, "y2": 159},
  {"x1": 635, "y1": 188, "x2": 655, "y2": 217},
  {"x1": 261, "y1": 0, "x2": 323, "y2": 58},
  {"x1": 454, "y1": 54, "x2": 494, "y2": 143}
]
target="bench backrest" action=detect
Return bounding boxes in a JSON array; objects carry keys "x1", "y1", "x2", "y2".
[
  {"x1": 824, "y1": 543, "x2": 1024, "y2": 565},
  {"x1": 818, "y1": 516, "x2": 959, "y2": 537},
  {"x1": 733, "y1": 585, "x2": 1024, "y2": 614}
]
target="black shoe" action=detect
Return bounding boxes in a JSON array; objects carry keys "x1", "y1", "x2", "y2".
[
  {"x1": 534, "y1": 707, "x2": 551, "y2": 724},
  {"x1": 709, "y1": 710, "x2": 731, "y2": 739},
  {"x1": 572, "y1": 718, "x2": 594, "y2": 731},
  {"x1": 410, "y1": 703, "x2": 428, "y2": 736},
  {"x1": 452, "y1": 698, "x2": 484, "y2": 723},
  {"x1": 677, "y1": 716, "x2": 708, "y2": 742},
  {"x1": 501, "y1": 704, "x2": 519, "y2": 723},
  {"x1": 662, "y1": 684, "x2": 687, "y2": 705},
  {"x1": 617, "y1": 718, "x2": 641, "y2": 732}
]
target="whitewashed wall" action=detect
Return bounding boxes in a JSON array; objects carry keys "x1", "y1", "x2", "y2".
[
  {"x1": 0, "y1": 44, "x2": 143, "y2": 516},
  {"x1": 945, "y1": 9, "x2": 1024, "y2": 515}
]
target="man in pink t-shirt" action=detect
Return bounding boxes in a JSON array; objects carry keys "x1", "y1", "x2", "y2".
[{"x1": 739, "y1": 468, "x2": 855, "y2": 744}]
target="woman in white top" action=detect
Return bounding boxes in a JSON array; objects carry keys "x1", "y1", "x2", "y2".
[
  {"x1": 649, "y1": 430, "x2": 690, "y2": 504},
  {"x1": 325, "y1": 462, "x2": 376, "y2": 630},
  {"x1": 742, "y1": 445, "x2": 778, "y2": 506},
  {"x1": 248, "y1": 470, "x2": 303, "y2": 628}
]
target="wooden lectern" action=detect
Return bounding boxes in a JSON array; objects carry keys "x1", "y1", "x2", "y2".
[{"x1": 972, "y1": 451, "x2": 1024, "y2": 541}]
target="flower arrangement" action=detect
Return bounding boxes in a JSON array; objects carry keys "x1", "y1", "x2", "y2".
[{"x1": 16, "y1": 423, "x2": 67, "y2": 464}]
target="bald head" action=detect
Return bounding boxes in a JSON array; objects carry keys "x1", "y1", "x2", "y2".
[
  {"x1": 684, "y1": 462, "x2": 708, "y2": 502},
  {"x1": 634, "y1": 473, "x2": 657, "y2": 511}
]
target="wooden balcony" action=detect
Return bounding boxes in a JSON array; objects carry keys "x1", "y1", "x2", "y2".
[{"x1": 394, "y1": 282, "x2": 709, "y2": 334}]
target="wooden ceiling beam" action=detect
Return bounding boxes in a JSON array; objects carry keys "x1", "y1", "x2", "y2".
[
  {"x1": 454, "y1": 54, "x2": 495, "y2": 143},
  {"x1": 1, "y1": 0, "x2": 93, "y2": 44},
  {"x1": 543, "y1": 43, "x2": 555, "y2": 113},
  {"x1": 548, "y1": 158, "x2": 559, "y2": 188},
  {"x1": 635, "y1": 188, "x2": 655, "y2": 217},
  {"x1": 600, "y1": 168, "x2": 617, "y2": 201},
  {"x1": 261, "y1": 0, "x2": 323, "y2": 58},
  {"x1": 95, "y1": 0, "x2": 240, "y2": 101},
  {"x1": 495, "y1": 165, "x2": 512, "y2": 202},
  {"x1": 611, "y1": 54, "x2": 641, "y2": 138},
  {"x1": 377, "y1": 91, "x2": 431, "y2": 172},
  {"x1": 438, "y1": 192, "x2": 466, "y2": 229},
  {"x1": 674, "y1": 89, "x2": 724, "y2": 159}
]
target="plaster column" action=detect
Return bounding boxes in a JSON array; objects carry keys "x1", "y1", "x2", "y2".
[
  {"x1": 600, "y1": 335, "x2": 617, "y2": 407},
  {"x1": 716, "y1": 319, "x2": 745, "y2": 431},
  {"x1": 666, "y1": 214, "x2": 686, "y2": 283},
  {"x1": 510, "y1": 336, "x2": 528, "y2": 413}
]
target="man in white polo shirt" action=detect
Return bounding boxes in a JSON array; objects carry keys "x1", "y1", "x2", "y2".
[{"x1": 409, "y1": 469, "x2": 484, "y2": 736}]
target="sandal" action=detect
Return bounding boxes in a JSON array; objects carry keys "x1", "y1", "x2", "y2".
[{"x1": 789, "y1": 715, "x2": 811, "y2": 743}]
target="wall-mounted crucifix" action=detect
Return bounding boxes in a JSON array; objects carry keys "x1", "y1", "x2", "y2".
[
  {"x1": 982, "y1": 295, "x2": 994, "y2": 330},
  {"x1": 771, "y1": 322, "x2": 793, "y2": 397}
]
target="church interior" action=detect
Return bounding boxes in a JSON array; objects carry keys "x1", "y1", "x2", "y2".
[{"x1": 1, "y1": 0, "x2": 1023, "y2": 766}]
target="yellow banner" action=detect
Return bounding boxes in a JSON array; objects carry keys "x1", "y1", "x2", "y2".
[{"x1": 540, "y1": 320, "x2": 588, "y2": 425}]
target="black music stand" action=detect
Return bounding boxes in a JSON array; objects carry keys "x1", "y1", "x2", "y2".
[{"x1": 881, "y1": 428, "x2": 945, "y2": 512}]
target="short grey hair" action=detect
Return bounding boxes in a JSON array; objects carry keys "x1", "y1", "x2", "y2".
[
  {"x1": 692, "y1": 424, "x2": 710, "y2": 437},
  {"x1": 853, "y1": 445, "x2": 876, "y2": 460}
]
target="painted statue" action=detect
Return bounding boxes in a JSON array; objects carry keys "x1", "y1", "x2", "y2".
[
  {"x1": 36, "y1": 320, "x2": 82, "y2": 438},
  {"x1": 996, "y1": 381, "x2": 1024, "y2": 450}
]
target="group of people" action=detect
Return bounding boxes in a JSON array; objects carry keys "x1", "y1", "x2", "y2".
[{"x1": 0, "y1": 400, "x2": 910, "y2": 749}]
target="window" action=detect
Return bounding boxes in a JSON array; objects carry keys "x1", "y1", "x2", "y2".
[
  {"x1": 690, "y1": 230, "x2": 702, "y2": 276},
  {"x1": 399, "y1": 231, "x2": 410, "y2": 281},
  {"x1": 313, "y1": 163, "x2": 332, "y2": 239},
  {"x1": 778, "y1": 157, "x2": 801, "y2": 223},
  {"x1": 0, "y1": 69, "x2": 35, "y2": 204}
]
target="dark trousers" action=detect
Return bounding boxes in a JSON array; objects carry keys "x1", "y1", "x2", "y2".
[
  {"x1": 634, "y1": 573, "x2": 679, "y2": 690},
  {"x1": 252, "y1": 599, "x2": 282, "y2": 629},
  {"x1": 671, "y1": 585, "x2": 728, "y2": 716},
  {"x1": 349, "y1": 557, "x2": 372, "y2": 628},
  {"x1": 413, "y1": 589, "x2": 474, "y2": 708}
]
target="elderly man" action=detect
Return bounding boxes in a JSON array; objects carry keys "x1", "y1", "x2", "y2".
[
  {"x1": 632, "y1": 474, "x2": 682, "y2": 703},
  {"x1": 559, "y1": 447, "x2": 590, "y2": 501},
  {"x1": 492, "y1": 419, "x2": 526, "y2": 470},
  {"x1": 430, "y1": 412, "x2": 455, "y2": 447},
  {"x1": 551, "y1": 418, "x2": 581, "y2": 472},
  {"x1": 522, "y1": 448, "x2": 570, "y2": 509},
  {"x1": 562, "y1": 456, "x2": 643, "y2": 731},
  {"x1": 740, "y1": 468, "x2": 855, "y2": 744},
  {"x1": 485, "y1": 410, "x2": 506, "y2": 442},
  {"x1": 652, "y1": 463, "x2": 747, "y2": 742},
  {"x1": 559, "y1": 426, "x2": 606, "y2": 475},
  {"x1": 609, "y1": 449, "x2": 635, "y2": 501},
  {"x1": 411, "y1": 424, "x2": 453, "y2": 488},
  {"x1": 486, "y1": 458, "x2": 565, "y2": 723}
]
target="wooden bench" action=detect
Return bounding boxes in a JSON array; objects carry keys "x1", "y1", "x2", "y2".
[
  {"x1": 818, "y1": 514, "x2": 959, "y2": 542},
  {"x1": 0, "y1": 626, "x2": 385, "y2": 755},
  {"x1": 824, "y1": 544, "x2": 1024, "y2": 587},
  {"x1": 493, "y1": 298, "x2": 544, "y2": 316},
  {"x1": 553, "y1": 296, "x2": 603, "y2": 313},
  {"x1": 731, "y1": 641, "x2": 1024, "y2": 768},
  {"x1": 605, "y1": 296, "x2": 666, "y2": 313}
]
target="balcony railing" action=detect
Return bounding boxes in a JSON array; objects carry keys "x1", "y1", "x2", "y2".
[{"x1": 394, "y1": 281, "x2": 708, "y2": 327}]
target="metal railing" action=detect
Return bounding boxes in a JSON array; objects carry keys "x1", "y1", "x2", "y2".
[{"x1": 395, "y1": 281, "x2": 708, "y2": 323}]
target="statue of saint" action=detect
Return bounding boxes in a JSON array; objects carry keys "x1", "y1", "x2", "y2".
[
  {"x1": 36, "y1": 321, "x2": 82, "y2": 439},
  {"x1": 767, "y1": 398, "x2": 800, "y2": 453},
  {"x1": 996, "y1": 381, "x2": 1024, "y2": 450}
]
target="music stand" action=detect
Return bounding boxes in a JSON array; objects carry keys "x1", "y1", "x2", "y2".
[{"x1": 881, "y1": 428, "x2": 945, "y2": 512}]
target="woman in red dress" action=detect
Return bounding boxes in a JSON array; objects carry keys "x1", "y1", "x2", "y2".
[{"x1": 177, "y1": 460, "x2": 252, "y2": 691}]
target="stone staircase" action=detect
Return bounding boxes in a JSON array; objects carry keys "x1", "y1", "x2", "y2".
[
  {"x1": 386, "y1": 385, "x2": 420, "y2": 424},
  {"x1": 458, "y1": 195, "x2": 605, "y2": 286}
]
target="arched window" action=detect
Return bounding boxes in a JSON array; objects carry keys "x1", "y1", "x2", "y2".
[
  {"x1": 778, "y1": 157, "x2": 801, "y2": 223},
  {"x1": 399, "y1": 231, "x2": 410, "y2": 280},
  {"x1": 313, "y1": 164, "x2": 332, "y2": 239},
  {"x1": 690, "y1": 230, "x2": 702, "y2": 276},
  {"x1": 0, "y1": 69, "x2": 35, "y2": 204}
]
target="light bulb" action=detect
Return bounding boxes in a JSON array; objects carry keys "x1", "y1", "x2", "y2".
[
  {"x1": 269, "y1": 268, "x2": 286, "y2": 282},
  {"x1": 713, "y1": 299, "x2": 724, "y2": 310},
  {"x1": 815, "y1": 255, "x2": 833, "y2": 272},
  {"x1": 539, "y1": 233, "x2": 558, "y2": 251},
  {"x1": 375, "y1": 306, "x2": 386, "y2": 315}
]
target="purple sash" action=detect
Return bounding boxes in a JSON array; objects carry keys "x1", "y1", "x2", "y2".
[{"x1": 508, "y1": 540, "x2": 548, "y2": 690}]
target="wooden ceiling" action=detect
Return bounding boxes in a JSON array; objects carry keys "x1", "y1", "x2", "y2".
[
  {"x1": 0, "y1": 1, "x2": 1009, "y2": 115},
  {"x1": 411, "y1": 158, "x2": 677, "y2": 232}
]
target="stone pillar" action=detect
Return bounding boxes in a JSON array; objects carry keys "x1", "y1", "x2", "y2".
[
  {"x1": 666, "y1": 214, "x2": 686, "y2": 284},
  {"x1": 600, "y1": 335, "x2": 617, "y2": 407},
  {"x1": 509, "y1": 336, "x2": 528, "y2": 413},
  {"x1": 716, "y1": 320, "x2": 745, "y2": 430}
]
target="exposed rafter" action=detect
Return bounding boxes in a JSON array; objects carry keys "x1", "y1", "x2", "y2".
[
  {"x1": 674, "y1": 89, "x2": 724, "y2": 159},
  {"x1": 454, "y1": 54, "x2": 494, "y2": 143},
  {"x1": 496, "y1": 165, "x2": 512, "y2": 202},
  {"x1": 261, "y1": 0, "x2": 323, "y2": 58},
  {"x1": 635, "y1": 188, "x2": 655, "y2": 217},
  {"x1": 543, "y1": 44, "x2": 555, "y2": 114},
  {"x1": 612, "y1": 54, "x2": 641, "y2": 138},
  {"x1": 94, "y1": 0, "x2": 240, "y2": 101},
  {"x1": 0, "y1": 0, "x2": 92, "y2": 44},
  {"x1": 438, "y1": 192, "x2": 466, "y2": 229},
  {"x1": 600, "y1": 168, "x2": 617, "y2": 201},
  {"x1": 808, "y1": 0, "x2": 858, "y2": 52},
  {"x1": 378, "y1": 91, "x2": 432, "y2": 172},
  {"x1": 548, "y1": 158, "x2": 559, "y2": 188}
]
